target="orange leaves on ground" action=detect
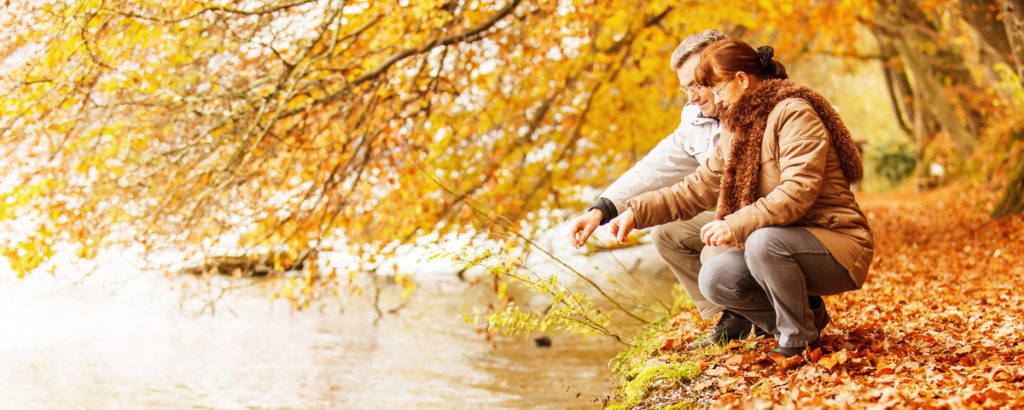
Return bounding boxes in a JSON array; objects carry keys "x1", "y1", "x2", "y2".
[{"x1": 641, "y1": 182, "x2": 1024, "y2": 407}]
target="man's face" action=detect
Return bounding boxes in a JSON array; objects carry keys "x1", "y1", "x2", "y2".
[{"x1": 676, "y1": 54, "x2": 719, "y2": 117}]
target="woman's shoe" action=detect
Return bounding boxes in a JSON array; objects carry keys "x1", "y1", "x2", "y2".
[
  {"x1": 769, "y1": 339, "x2": 820, "y2": 358},
  {"x1": 770, "y1": 296, "x2": 829, "y2": 357}
]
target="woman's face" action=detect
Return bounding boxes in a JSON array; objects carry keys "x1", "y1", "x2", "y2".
[
  {"x1": 712, "y1": 74, "x2": 737, "y2": 107},
  {"x1": 710, "y1": 74, "x2": 742, "y2": 108}
]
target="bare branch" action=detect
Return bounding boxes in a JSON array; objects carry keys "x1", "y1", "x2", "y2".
[
  {"x1": 348, "y1": 0, "x2": 522, "y2": 86},
  {"x1": 101, "y1": 0, "x2": 320, "y2": 24}
]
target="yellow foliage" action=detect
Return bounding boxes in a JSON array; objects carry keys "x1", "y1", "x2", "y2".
[{"x1": 1, "y1": 0, "x2": 1007, "y2": 286}]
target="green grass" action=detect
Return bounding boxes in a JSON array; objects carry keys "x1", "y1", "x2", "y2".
[
  {"x1": 607, "y1": 361, "x2": 701, "y2": 409},
  {"x1": 606, "y1": 286, "x2": 705, "y2": 409}
]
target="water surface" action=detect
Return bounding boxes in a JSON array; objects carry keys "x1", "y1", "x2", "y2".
[{"x1": 1, "y1": 244, "x2": 673, "y2": 409}]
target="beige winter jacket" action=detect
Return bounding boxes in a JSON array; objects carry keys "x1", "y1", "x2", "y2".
[{"x1": 625, "y1": 98, "x2": 874, "y2": 287}]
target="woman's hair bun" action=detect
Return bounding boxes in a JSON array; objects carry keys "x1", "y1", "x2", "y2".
[{"x1": 757, "y1": 46, "x2": 775, "y2": 75}]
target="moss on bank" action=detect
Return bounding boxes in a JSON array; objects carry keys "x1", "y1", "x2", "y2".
[
  {"x1": 604, "y1": 286, "x2": 772, "y2": 409},
  {"x1": 605, "y1": 287, "x2": 709, "y2": 409},
  {"x1": 608, "y1": 361, "x2": 701, "y2": 409}
]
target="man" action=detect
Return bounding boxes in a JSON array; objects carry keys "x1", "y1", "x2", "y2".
[{"x1": 566, "y1": 29, "x2": 760, "y2": 348}]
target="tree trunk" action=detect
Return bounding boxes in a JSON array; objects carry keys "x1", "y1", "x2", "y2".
[
  {"x1": 992, "y1": 155, "x2": 1024, "y2": 218},
  {"x1": 872, "y1": 0, "x2": 980, "y2": 157},
  {"x1": 877, "y1": 36, "x2": 915, "y2": 136},
  {"x1": 962, "y1": 0, "x2": 1012, "y2": 58},
  {"x1": 961, "y1": 0, "x2": 1015, "y2": 101},
  {"x1": 1001, "y1": 0, "x2": 1024, "y2": 89},
  {"x1": 891, "y1": 38, "x2": 978, "y2": 155},
  {"x1": 992, "y1": 0, "x2": 1024, "y2": 218}
]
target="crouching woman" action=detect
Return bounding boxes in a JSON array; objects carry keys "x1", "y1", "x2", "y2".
[{"x1": 609, "y1": 38, "x2": 873, "y2": 357}]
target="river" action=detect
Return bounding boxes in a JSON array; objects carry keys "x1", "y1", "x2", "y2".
[{"x1": 0, "y1": 243, "x2": 674, "y2": 409}]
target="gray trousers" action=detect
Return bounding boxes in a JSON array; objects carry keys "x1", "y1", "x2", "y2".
[
  {"x1": 652, "y1": 211, "x2": 727, "y2": 319},
  {"x1": 698, "y1": 227, "x2": 857, "y2": 348}
]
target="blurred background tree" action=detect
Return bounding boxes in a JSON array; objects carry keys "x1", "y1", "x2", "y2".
[{"x1": 1, "y1": 0, "x2": 1021, "y2": 285}]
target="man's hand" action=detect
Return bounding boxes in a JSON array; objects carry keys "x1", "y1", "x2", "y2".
[
  {"x1": 700, "y1": 219, "x2": 736, "y2": 247},
  {"x1": 608, "y1": 209, "x2": 636, "y2": 243},
  {"x1": 568, "y1": 209, "x2": 604, "y2": 248}
]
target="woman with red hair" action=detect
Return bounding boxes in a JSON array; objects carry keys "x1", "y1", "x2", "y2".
[{"x1": 609, "y1": 39, "x2": 873, "y2": 357}]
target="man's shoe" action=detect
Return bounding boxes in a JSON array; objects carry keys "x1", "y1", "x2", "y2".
[{"x1": 687, "y1": 310, "x2": 755, "y2": 349}]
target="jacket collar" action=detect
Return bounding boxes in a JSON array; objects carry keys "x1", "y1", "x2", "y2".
[{"x1": 685, "y1": 103, "x2": 719, "y2": 126}]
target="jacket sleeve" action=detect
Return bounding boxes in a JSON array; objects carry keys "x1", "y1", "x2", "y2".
[
  {"x1": 599, "y1": 105, "x2": 708, "y2": 214},
  {"x1": 625, "y1": 132, "x2": 727, "y2": 229},
  {"x1": 723, "y1": 100, "x2": 828, "y2": 242}
]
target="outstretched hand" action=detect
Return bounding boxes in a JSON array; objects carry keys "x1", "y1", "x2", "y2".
[
  {"x1": 567, "y1": 209, "x2": 603, "y2": 248},
  {"x1": 608, "y1": 209, "x2": 636, "y2": 243}
]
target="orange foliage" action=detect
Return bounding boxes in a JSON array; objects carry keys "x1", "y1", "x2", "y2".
[{"x1": 0, "y1": 0, "x2": 872, "y2": 278}]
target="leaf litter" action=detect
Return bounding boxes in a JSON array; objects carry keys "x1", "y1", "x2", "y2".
[{"x1": 627, "y1": 182, "x2": 1024, "y2": 408}]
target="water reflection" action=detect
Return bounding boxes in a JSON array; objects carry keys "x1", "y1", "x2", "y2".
[{"x1": 0, "y1": 248, "x2": 675, "y2": 409}]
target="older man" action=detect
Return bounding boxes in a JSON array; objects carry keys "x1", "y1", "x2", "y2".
[{"x1": 567, "y1": 29, "x2": 761, "y2": 348}]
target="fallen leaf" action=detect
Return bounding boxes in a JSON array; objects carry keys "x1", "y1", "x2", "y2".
[
  {"x1": 835, "y1": 349, "x2": 849, "y2": 365},
  {"x1": 705, "y1": 365, "x2": 731, "y2": 377},
  {"x1": 778, "y1": 355, "x2": 805, "y2": 371},
  {"x1": 809, "y1": 347, "x2": 823, "y2": 362},
  {"x1": 726, "y1": 354, "x2": 745, "y2": 366},
  {"x1": 874, "y1": 361, "x2": 895, "y2": 376},
  {"x1": 818, "y1": 356, "x2": 838, "y2": 370}
]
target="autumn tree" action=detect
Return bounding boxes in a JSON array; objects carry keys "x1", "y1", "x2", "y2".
[
  {"x1": 0, "y1": 0, "x2": 861, "y2": 275},
  {"x1": 857, "y1": 0, "x2": 1024, "y2": 213},
  {"x1": 1, "y1": 0, "x2": 1020, "y2": 312}
]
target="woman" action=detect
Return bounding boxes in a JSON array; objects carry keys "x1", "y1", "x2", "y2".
[{"x1": 609, "y1": 39, "x2": 873, "y2": 357}]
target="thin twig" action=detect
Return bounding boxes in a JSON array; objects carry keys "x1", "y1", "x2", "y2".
[{"x1": 414, "y1": 161, "x2": 649, "y2": 325}]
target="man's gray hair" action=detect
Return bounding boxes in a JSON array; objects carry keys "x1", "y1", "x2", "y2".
[{"x1": 670, "y1": 29, "x2": 728, "y2": 70}]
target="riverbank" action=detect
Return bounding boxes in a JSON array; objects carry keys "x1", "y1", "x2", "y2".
[{"x1": 605, "y1": 182, "x2": 1024, "y2": 408}]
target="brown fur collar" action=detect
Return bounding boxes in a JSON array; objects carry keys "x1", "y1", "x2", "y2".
[{"x1": 716, "y1": 79, "x2": 863, "y2": 219}]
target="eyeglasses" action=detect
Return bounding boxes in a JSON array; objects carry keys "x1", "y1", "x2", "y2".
[
  {"x1": 711, "y1": 76, "x2": 735, "y2": 98},
  {"x1": 678, "y1": 83, "x2": 704, "y2": 96}
]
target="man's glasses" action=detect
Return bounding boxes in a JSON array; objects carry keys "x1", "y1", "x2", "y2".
[{"x1": 678, "y1": 84, "x2": 704, "y2": 96}]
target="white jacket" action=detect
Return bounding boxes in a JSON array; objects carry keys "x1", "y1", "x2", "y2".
[{"x1": 599, "y1": 103, "x2": 721, "y2": 215}]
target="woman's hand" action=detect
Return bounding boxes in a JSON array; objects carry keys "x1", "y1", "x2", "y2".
[
  {"x1": 700, "y1": 220, "x2": 736, "y2": 247},
  {"x1": 608, "y1": 209, "x2": 636, "y2": 243}
]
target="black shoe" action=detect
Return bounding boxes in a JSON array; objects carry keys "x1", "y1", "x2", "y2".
[
  {"x1": 769, "y1": 339, "x2": 820, "y2": 358},
  {"x1": 769, "y1": 296, "x2": 829, "y2": 358},
  {"x1": 687, "y1": 310, "x2": 755, "y2": 349}
]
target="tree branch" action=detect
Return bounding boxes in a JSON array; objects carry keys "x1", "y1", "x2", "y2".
[
  {"x1": 102, "y1": 0, "x2": 319, "y2": 24},
  {"x1": 348, "y1": 0, "x2": 522, "y2": 86}
]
